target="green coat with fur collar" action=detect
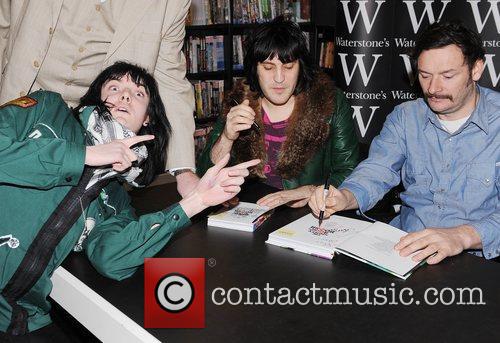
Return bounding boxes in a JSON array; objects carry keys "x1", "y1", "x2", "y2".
[{"x1": 197, "y1": 74, "x2": 360, "y2": 189}]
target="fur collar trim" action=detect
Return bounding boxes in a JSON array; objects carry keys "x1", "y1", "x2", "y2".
[{"x1": 223, "y1": 73, "x2": 336, "y2": 179}]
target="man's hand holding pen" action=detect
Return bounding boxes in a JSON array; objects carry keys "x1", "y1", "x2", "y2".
[
  {"x1": 223, "y1": 99, "x2": 260, "y2": 141},
  {"x1": 309, "y1": 185, "x2": 352, "y2": 220}
]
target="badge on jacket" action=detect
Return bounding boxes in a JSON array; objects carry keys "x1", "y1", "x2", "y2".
[
  {"x1": 0, "y1": 235, "x2": 20, "y2": 249},
  {"x1": 0, "y1": 96, "x2": 37, "y2": 109}
]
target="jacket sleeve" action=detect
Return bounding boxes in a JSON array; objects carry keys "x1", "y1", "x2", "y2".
[
  {"x1": 340, "y1": 106, "x2": 407, "y2": 212},
  {"x1": 195, "y1": 115, "x2": 226, "y2": 176},
  {"x1": 328, "y1": 89, "x2": 360, "y2": 187},
  {"x1": 84, "y1": 186, "x2": 191, "y2": 280},
  {"x1": 154, "y1": 0, "x2": 196, "y2": 171},
  {"x1": 0, "y1": 92, "x2": 85, "y2": 189}
]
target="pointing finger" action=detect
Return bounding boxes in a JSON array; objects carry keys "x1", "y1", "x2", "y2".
[
  {"x1": 122, "y1": 135, "x2": 155, "y2": 147},
  {"x1": 230, "y1": 159, "x2": 260, "y2": 170}
]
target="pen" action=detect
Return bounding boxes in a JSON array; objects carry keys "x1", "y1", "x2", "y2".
[
  {"x1": 231, "y1": 98, "x2": 260, "y2": 131},
  {"x1": 318, "y1": 176, "x2": 329, "y2": 227}
]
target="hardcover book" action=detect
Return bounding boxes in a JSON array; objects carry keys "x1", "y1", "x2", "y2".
[
  {"x1": 266, "y1": 214, "x2": 424, "y2": 279},
  {"x1": 208, "y1": 202, "x2": 273, "y2": 232}
]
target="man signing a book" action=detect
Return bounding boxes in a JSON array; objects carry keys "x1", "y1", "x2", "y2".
[{"x1": 309, "y1": 21, "x2": 499, "y2": 265}]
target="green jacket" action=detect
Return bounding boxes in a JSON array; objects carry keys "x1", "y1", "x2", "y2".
[
  {"x1": 0, "y1": 91, "x2": 189, "y2": 333},
  {"x1": 197, "y1": 75, "x2": 360, "y2": 189}
]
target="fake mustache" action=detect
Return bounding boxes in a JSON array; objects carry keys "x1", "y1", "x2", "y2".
[{"x1": 424, "y1": 93, "x2": 453, "y2": 101}]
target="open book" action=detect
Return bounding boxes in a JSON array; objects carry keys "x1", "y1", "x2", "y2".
[
  {"x1": 207, "y1": 202, "x2": 272, "y2": 232},
  {"x1": 266, "y1": 214, "x2": 424, "y2": 279}
]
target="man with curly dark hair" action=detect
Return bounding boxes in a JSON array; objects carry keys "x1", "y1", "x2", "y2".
[{"x1": 198, "y1": 17, "x2": 360, "y2": 209}]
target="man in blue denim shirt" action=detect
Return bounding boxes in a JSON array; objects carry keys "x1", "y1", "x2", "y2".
[{"x1": 309, "y1": 21, "x2": 499, "y2": 264}]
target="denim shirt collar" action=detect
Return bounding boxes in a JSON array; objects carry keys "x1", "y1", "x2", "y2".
[{"x1": 424, "y1": 85, "x2": 489, "y2": 135}]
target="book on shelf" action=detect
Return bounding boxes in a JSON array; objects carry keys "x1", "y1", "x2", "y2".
[
  {"x1": 297, "y1": 0, "x2": 310, "y2": 21},
  {"x1": 233, "y1": 0, "x2": 311, "y2": 24},
  {"x1": 232, "y1": 35, "x2": 245, "y2": 70},
  {"x1": 191, "y1": 79, "x2": 224, "y2": 119},
  {"x1": 208, "y1": 202, "x2": 273, "y2": 232},
  {"x1": 187, "y1": 0, "x2": 230, "y2": 25},
  {"x1": 266, "y1": 214, "x2": 425, "y2": 280},
  {"x1": 194, "y1": 126, "x2": 214, "y2": 158},
  {"x1": 319, "y1": 41, "x2": 334, "y2": 69},
  {"x1": 184, "y1": 36, "x2": 225, "y2": 73}
]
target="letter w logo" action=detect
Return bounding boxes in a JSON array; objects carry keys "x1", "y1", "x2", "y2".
[
  {"x1": 339, "y1": 53, "x2": 383, "y2": 86},
  {"x1": 352, "y1": 106, "x2": 380, "y2": 138},
  {"x1": 403, "y1": 0, "x2": 451, "y2": 33},
  {"x1": 399, "y1": 54, "x2": 417, "y2": 86},
  {"x1": 468, "y1": 0, "x2": 500, "y2": 33},
  {"x1": 484, "y1": 54, "x2": 500, "y2": 87},
  {"x1": 340, "y1": 0, "x2": 386, "y2": 34}
]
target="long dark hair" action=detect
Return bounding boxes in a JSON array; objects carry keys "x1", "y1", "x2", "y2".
[
  {"x1": 243, "y1": 16, "x2": 317, "y2": 96},
  {"x1": 74, "y1": 61, "x2": 171, "y2": 186}
]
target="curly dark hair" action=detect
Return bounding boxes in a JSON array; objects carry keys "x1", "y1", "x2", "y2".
[{"x1": 74, "y1": 61, "x2": 171, "y2": 186}]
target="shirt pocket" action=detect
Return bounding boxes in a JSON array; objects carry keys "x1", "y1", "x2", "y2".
[
  {"x1": 403, "y1": 162, "x2": 431, "y2": 194},
  {"x1": 466, "y1": 162, "x2": 496, "y2": 203}
]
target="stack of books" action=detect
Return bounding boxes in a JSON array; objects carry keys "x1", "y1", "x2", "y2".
[
  {"x1": 188, "y1": 0, "x2": 230, "y2": 25},
  {"x1": 191, "y1": 80, "x2": 224, "y2": 119},
  {"x1": 233, "y1": 0, "x2": 311, "y2": 24},
  {"x1": 184, "y1": 36, "x2": 225, "y2": 73}
]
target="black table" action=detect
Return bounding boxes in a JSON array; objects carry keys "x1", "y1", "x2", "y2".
[{"x1": 57, "y1": 182, "x2": 500, "y2": 342}]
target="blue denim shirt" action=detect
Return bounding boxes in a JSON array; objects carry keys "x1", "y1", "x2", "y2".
[{"x1": 341, "y1": 86, "x2": 500, "y2": 259}]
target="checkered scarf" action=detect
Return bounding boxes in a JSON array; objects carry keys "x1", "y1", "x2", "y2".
[{"x1": 85, "y1": 107, "x2": 148, "y2": 189}]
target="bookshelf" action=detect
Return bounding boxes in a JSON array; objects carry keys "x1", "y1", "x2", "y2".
[
  {"x1": 316, "y1": 25, "x2": 335, "y2": 75},
  {"x1": 184, "y1": 0, "x2": 331, "y2": 158}
]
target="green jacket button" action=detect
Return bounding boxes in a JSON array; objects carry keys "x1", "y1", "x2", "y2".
[
  {"x1": 172, "y1": 214, "x2": 179, "y2": 221},
  {"x1": 65, "y1": 176, "x2": 72, "y2": 182}
]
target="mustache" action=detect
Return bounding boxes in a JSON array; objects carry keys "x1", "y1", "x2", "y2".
[{"x1": 424, "y1": 93, "x2": 453, "y2": 101}]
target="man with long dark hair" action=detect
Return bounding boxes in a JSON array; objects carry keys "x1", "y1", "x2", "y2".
[
  {"x1": 310, "y1": 21, "x2": 500, "y2": 265},
  {"x1": 198, "y1": 17, "x2": 359, "y2": 209},
  {"x1": 0, "y1": 62, "x2": 259, "y2": 338}
]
